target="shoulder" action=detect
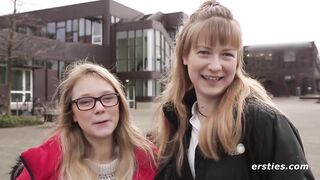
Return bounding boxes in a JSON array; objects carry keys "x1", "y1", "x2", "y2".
[
  {"x1": 19, "y1": 135, "x2": 62, "y2": 179},
  {"x1": 133, "y1": 145, "x2": 158, "y2": 180},
  {"x1": 21, "y1": 135, "x2": 61, "y2": 161},
  {"x1": 244, "y1": 98, "x2": 289, "y2": 128}
]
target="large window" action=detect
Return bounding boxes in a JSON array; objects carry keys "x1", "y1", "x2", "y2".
[
  {"x1": 135, "y1": 79, "x2": 161, "y2": 97},
  {"x1": 128, "y1": 31, "x2": 135, "y2": 71},
  {"x1": 155, "y1": 30, "x2": 161, "y2": 72},
  {"x1": 47, "y1": 22, "x2": 56, "y2": 39},
  {"x1": 56, "y1": 21, "x2": 66, "y2": 42},
  {"x1": 11, "y1": 69, "x2": 32, "y2": 103},
  {"x1": 72, "y1": 19, "x2": 79, "y2": 42},
  {"x1": 136, "y1": 30, "x2": 143, "y2": 71},
  {"x1": 116, "y1": 31, "x2": 128, "y2": 72},
  {"x1": 284, "y1": 51, "x2": 296, "y2": 62},
  {"x1": 92, "y1": 19, "x2": 102, "y2": 45},
  {"x1": 143, "y1": 29, "x2": 154, "y2": 71},
  {"x1": 116, "y1": 29, "x2": 172, "y2": 73},
  {"x1": 0, "y1": 66, "x2": 6, "y2": 84},
  {"x1": 85, "y1": 19, "x2": 91, "y2": 36},
  {"x1": 79, "y1": 18, "x2": 85, "y2": 37}
]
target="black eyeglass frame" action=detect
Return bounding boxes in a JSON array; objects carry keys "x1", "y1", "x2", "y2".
[{"x1": 72, "y1": 93, "x2": 120, "y2": 111}]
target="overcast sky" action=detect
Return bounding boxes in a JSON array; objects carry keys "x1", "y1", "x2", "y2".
[{"x1": 1, "y1": 0, "x2": 319, "y2": 47}]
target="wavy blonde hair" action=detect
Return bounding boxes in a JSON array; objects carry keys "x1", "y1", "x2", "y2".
[
  {"x1": 51, "y1": 61, "x2": 155, "y2": 180},
  {"x1": 157, "y1": 1, "x2": 274, "y2": 175}
]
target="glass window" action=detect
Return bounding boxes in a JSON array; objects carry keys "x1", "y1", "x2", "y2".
[
  {"x1": 47, "y1": 22, "x2": 56, "y2": 39},
  {"x1": 284, "y1": 51, "x2": 296, "y2": 62},
  {"x1": 57, "y1": 28, "x2": 66, "y2": 42},
  {"x1": 32, "y1": 59, "x2": 45, "y2": 67},
  {"x1": 41, "y1": 26, "x2": 46, "y2": 36},
  {"x1": 115, "y1": 17, "x2": 120, "y2": 23},
  {"x1": 47, "y1": 22, "x2": 55, "y2": 34},
  {"x1": 72, "y1": 19, "x2": 78, "y2": 31},
  {"x1": 79, "y1": 18, "x2": 85, "y2": 36},
  {"x1": 11, "y1": 93, "x2": 23, "y2": 102},
  {"x1": 136, "y1": 79, "x2": 155, "y2": 96},
  {"x1": 25, "y1": 93, "x2": 31, "y2": 102},
  {"x1": 12, "y1": 70, "x2": 23, "y2": 91},
  {"x1": 92, "y1": 20, "x2": 102, "y2": 45},
  {"x1": 155, "y1": 80, "x2": 161, "y2": 96},
  {"x1": 0, "y1": 66, "x2": 6, "y2": 84},
  {"x1": 46, "y1": 61, "x2": 58, "y2": 70},
  {"x1": 136, "y1": 30, "x2": 143, "y2": 71},
  {"x1": 66, "y1": 20, "x2": 72, "y2": 32},
  {"x1": 117, "y1": 60, "x2": 127, "y2": 72},
  {"x1": 73, "y1": 32, "x2": 79, "y2": 42},
  {"x1": 155, "y1": 31, "x2": 161, "y2": 72},
  {"x1": 111, "y1": 16, "x2": 114, "y2": 24},
  {"x1": 25, "y1": 71, "x2": 31, "y2": 91},
  {"x1": 143, "y1": 29, "x2": 154, "y2": 71},
  {"x1": 59, "y1": 61, "x2": 65, "y2": 81},
  {"x1": 116, "y1": 31, "x2": 128, "y2": 72},
  {"x1": 128, "y1": 31, "x2": 135, "y2": 71},
  {"x1": 92, "y1": 20, "x2": 102, "y2": 36},
  {"x1": 57, "y1": 21, "x2": 65, "y2": 28},
  {"x1": 85, "y1": 19, "x2": 91, "y2": 36}
]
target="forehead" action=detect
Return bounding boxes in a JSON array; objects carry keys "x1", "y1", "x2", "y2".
[
  {"x1": 72, "y1": 74, "x2": 115, "y2": 98},
  {"x1": 195, "y1": 33, "x2": 238, "y2": 50},
  {"x1": 189, "y1": 17, "x2": 242, "y2": 50}
]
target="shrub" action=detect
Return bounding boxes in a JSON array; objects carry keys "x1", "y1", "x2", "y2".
[{"x1": 0, "y1": 115, "x2": 43, "y2": 128}]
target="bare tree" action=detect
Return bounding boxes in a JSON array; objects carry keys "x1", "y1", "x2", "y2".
[
  {"x1": 0, "y1": 0, "x2": 61, "y2": 115},
  {"x1": 0, "y1": 0, "x2": 19, "y2": 115}
]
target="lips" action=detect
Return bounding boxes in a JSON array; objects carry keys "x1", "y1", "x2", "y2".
[
  {"x1": 93, "y1": 120, "x2": 110, "y2": 125},
  {"x1": 201, "y1": 75, "x2": 224, "y2": 81}
]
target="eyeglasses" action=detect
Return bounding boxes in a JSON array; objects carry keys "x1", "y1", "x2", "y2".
[{"x1": 72, "y1": 93, "x2": 120, "y2": 111}]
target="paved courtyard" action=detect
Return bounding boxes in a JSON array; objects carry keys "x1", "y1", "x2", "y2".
[{"x1": 0, "y1": 97, "x2": 319, "y2": 179}]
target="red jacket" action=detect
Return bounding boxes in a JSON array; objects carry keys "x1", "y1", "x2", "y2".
[{"x1": 16, "y1": 136, "x2": 157, "y2": 180}]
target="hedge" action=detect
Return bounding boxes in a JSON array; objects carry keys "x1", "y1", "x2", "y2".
[{"x1": 0, "y1": 115, "x2": 43, "y2": 128}]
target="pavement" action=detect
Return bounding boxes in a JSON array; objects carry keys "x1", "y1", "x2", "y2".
[{"x1": 0, "y1": 97, "x2": 319, "y2": 179}]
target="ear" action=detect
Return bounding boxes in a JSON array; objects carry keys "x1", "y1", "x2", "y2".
[{"x1": 182, "y1": 56, "x2": 188, "y2": 65}]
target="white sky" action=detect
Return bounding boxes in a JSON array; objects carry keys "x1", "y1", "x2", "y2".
[{"x1": 1, "y1": 0, "x2": 320, "y2": 47}]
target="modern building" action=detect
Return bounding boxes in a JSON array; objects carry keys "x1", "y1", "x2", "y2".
[
  {"x1": 243, "y1": 41, "x2": 320, "y2": 96},
  {"x1": 0, "y1": 0, "x2": 187, "y2": 113}
]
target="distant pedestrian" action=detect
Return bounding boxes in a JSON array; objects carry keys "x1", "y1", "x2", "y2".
[
  {"x1": 11, "y1": 61, "x2": 157, "y2": 180},
  {"x1": 155, "y1": 1, "x2": 314, "y2": 180}
]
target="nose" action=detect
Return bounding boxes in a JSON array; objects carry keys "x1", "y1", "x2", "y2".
[
  {"x1": 93, "y1": 100, "x2": 105, "y2": 113},
  {"x1": 207, "y1": 55, "x2": 222, "y2": 71}
]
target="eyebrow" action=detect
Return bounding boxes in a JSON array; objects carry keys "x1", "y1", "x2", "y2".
[
  {"x1": 76, "y1": 91, "x2": 117, "y2": 98},
  {"x1": 195, "y1": 45, "x2": 237, "y2": 52}
]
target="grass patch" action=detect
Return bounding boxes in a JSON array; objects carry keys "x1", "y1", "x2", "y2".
[{"x1": 0, "y1": 115, "x2": 43, "y2": 128}]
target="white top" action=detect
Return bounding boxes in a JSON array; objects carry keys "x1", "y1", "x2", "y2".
[
  {"x1": 187, "y1": 102, "x2": 201, "y2": 178},
  {"x1": 85, "y1": 158, "x2": 119, "y2": 180}
]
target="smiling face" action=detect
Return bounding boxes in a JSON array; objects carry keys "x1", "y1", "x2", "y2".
[
  {"x1": 72, "y1": 74, "x2": 120, "y2": 141},
  {"x1": 183, "y1": 40, "x2": 238, "y2": 101}
]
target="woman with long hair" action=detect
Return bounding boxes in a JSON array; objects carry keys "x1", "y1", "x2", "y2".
[
  {"x1": 11, "y1": 61, "x2": 157, "y2": 180},
  {"x1": 155, "y1": 1, "x2": 314, "y2": 180}
]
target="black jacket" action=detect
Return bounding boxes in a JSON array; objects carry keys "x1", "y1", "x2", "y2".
[{"x1": 155, "y1": 90, "x2": 314, "y2": 180}]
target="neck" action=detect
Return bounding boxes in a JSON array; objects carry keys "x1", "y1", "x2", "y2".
[
  {"x1": 86, "y1": 135, "x2": 115, "y2": 163},
  {"x1": 196, "y1": 94, "x2": 219, "y2": 117}
]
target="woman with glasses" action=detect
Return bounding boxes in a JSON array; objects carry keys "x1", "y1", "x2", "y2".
[{"x1": 11, "y1": 61, "x2": 157, "y2": 180}]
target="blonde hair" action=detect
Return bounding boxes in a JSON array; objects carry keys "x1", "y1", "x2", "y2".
[
  {"x1": 157, "y1": 1, "x2": 274, "y2": 175},
  {"x1": 51, "y1": 61, "x2": 155, "y2": 180}
]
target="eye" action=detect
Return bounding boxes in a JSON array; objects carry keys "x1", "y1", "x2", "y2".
[
  {"x1": 77, "y1": 98, "x2": 94, "y2": 106},
  {"x1": 197, "y1": 50, "x2": 210, "y2": 55},
  {"x1": 101, "y1": 95, "x2": 116, "y2": 103},
  {"x1": 222, "y1": 52, "x2": 235, "y2": 58}
]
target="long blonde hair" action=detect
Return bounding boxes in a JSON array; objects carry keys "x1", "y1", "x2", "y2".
[
  {"x1": 157, "y1": 1, "x2": 274, "y2": 175},
  {"x1": 52, "y1": 61, "x2": 155, "y2": 180}
]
